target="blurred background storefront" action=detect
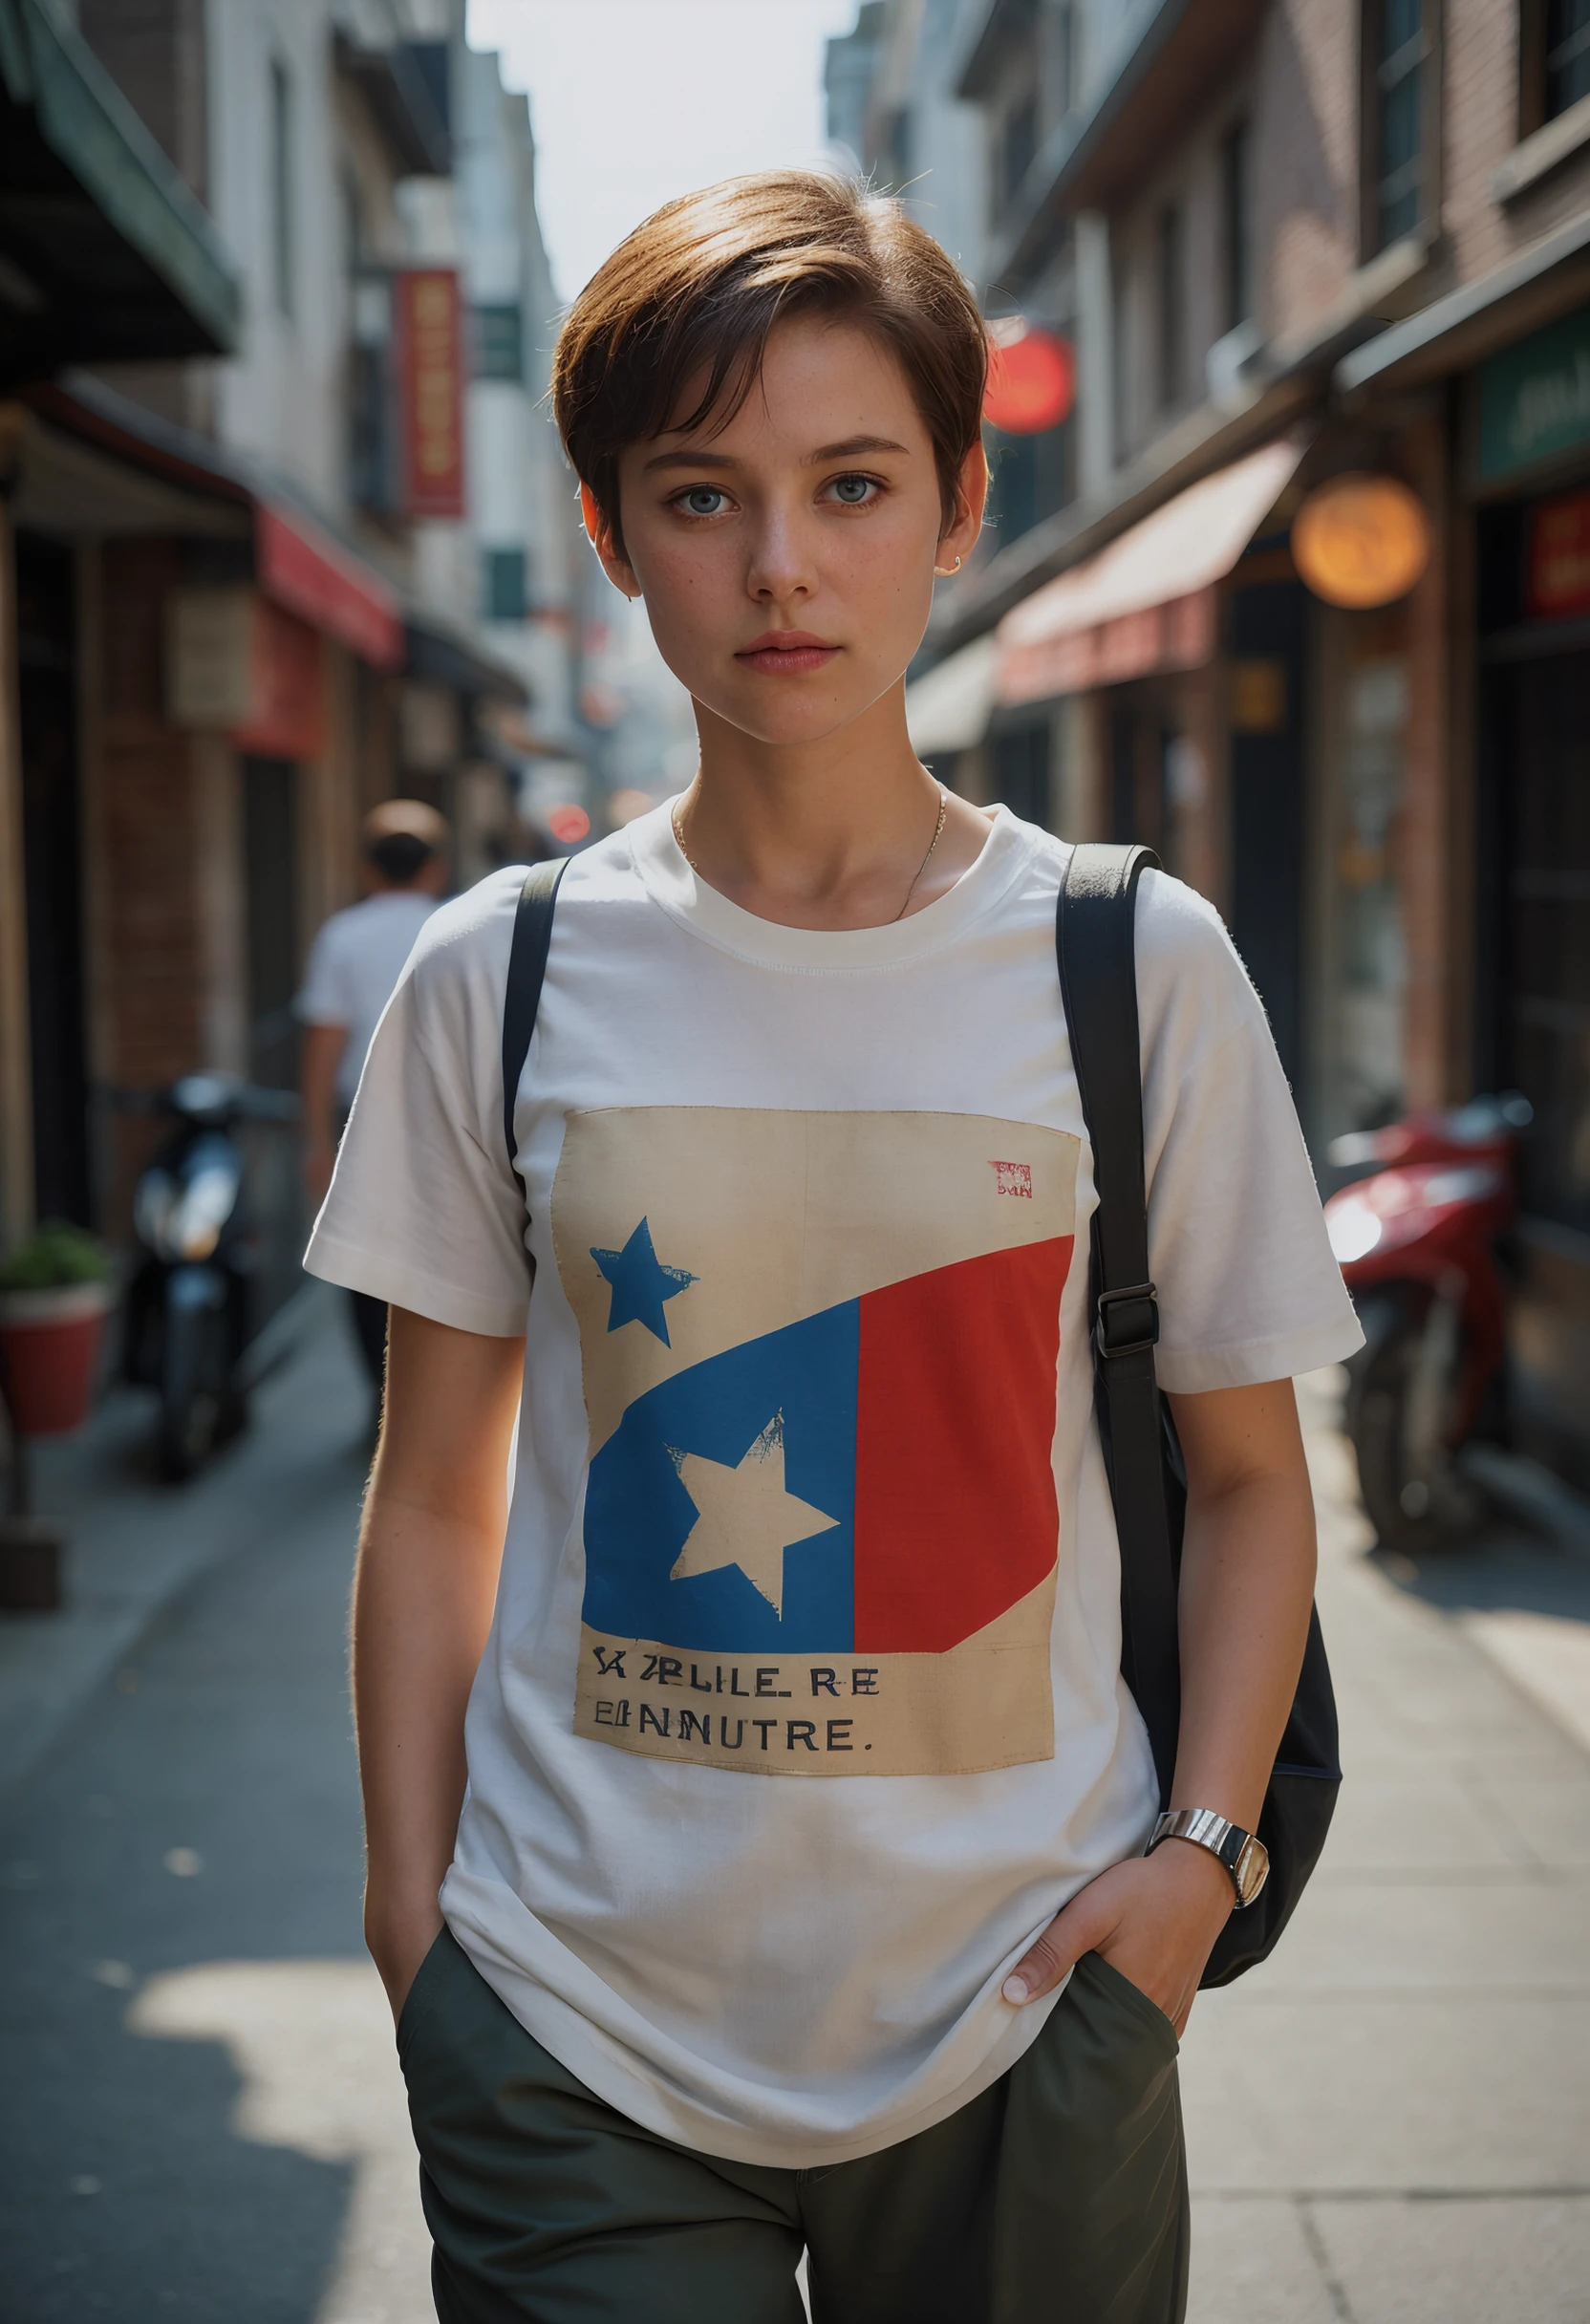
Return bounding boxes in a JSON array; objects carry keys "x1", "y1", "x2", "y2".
[
  {"x1": 852, "y1": 0, "x2": 1590, "y2": 1490},
  {"x1": 0, "y1": 0, "x2": 599, "y2": 1326}
]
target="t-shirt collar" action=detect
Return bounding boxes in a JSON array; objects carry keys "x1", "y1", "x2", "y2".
[{"x1": 626, "y1": 796, "x2": 1035, "y2": 971}]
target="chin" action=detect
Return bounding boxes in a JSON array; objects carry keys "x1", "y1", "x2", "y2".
[{"x1": 702, "y1": 678, "x2": 892, "y2": 748}]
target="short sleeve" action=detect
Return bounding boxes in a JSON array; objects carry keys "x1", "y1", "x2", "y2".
[
  {"x1": 296, "y1": 916, "x2": 353, "y2": 1027},
  {"x1": 1132, "y1": 873, "x2": 1364, "y2": 1393},
  {"x1": 303, "y1": 873, "x2": 532, "y2": 1338}
]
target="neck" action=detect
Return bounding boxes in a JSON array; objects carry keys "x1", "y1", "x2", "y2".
[{"x1": 677, "y1": 685, "x2": 990, "y2": 932}]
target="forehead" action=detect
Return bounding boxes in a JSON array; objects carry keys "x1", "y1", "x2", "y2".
[{"x1": 645, "y1": 315, "x2": 929, "y2": 459}]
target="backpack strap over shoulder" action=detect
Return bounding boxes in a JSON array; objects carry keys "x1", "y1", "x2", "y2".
[
  {"x1": 502, "y1": 859, "x2": 569, "y2": 1215},
  {"x1": 1056, "y1": 842, "x2": 1181, "y2": 1808}
]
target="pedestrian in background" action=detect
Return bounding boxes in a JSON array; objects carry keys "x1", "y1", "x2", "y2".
[{"x1": 298, "y1": 799, "x2": 449, "y2": 1398}]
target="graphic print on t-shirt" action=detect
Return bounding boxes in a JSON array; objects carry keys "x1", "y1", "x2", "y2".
[{"x1": 551, "y1": 1109, "x2": 1078, "y2": 1776}]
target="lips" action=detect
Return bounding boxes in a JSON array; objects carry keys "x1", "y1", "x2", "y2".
[{"x1": 736, "y1": 631, "x2": 840, "y2": 677}]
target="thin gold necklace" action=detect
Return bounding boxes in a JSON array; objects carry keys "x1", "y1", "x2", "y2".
[{"x1": 671, "y1": 782, "x2": 950, "y2": 923}]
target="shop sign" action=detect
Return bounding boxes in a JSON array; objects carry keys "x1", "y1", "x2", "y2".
[
  {"x1": 1478, "y1": 303, "x2": 1590, "y2": 483},
  {"x1": 166, "y1": 588, "x2": 326, "y2": 759},
  {"x1": 396, "y1": 268, "x2": 465, "y2": 518},
  {"x1": 1527, "y1": 486, "x2": 1590, "y2": 616}
]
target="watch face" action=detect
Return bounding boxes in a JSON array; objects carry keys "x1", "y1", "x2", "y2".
[{"x1": 1234, "y1": 1835, "x2": 1270, "y2": 1906}]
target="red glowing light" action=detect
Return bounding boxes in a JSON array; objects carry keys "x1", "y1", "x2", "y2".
[
  {"x1": 983, "y1": 320, "x2": 1075, "y2": 436},
  {"x1": 547, "y1": 804, "x2": 591, "y2": 845}
]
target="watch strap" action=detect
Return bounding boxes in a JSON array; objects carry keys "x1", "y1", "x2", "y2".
[{"x1": 1150, "y1": 1807, "x2": 1267, "y2": 1906}]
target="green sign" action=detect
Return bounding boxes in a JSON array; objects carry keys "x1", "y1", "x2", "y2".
[{"x1": 1479, "y1": 303, "x2": 1590, "y2": 481}]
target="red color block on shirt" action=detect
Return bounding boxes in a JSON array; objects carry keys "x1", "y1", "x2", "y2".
[{"x1": 852, "y1": 1237, "x2": 1071, "y2": 1651}]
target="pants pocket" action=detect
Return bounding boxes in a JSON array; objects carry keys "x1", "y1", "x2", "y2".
[
  {"x1": 395, "y1": 1924, "x2": 453, "y2": 2068},
  {"x1": 991, "y1": 1953, "x2": 1190, "y2": 2322},
  {"x1": 1078, "y1": 1950, "x2": 1179, "y2": 2054}
]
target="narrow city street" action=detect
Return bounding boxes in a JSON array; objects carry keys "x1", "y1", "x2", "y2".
[{"x1": 2, "y1": 1321, "x2": 1587, "y2": 2323}]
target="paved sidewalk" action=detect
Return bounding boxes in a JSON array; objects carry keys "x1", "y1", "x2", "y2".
[
  {"x1": 0, "y1": 1281, "x2": 355, "y2": 1803},
  {"x1": 3, "y1": 1329, "x2": 1587, "y2": 2320},
  {"x1": 1180, "y1": 1370, "x2": 1590, "y2": 2324}
]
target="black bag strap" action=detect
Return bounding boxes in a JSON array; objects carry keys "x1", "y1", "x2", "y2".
[
  {"x1": 502, "y1": 859, "x2": 569, "y2": 1214},
  {"x1": 1056, "y1": 842, "x2": 1181, "y2": 1809}
]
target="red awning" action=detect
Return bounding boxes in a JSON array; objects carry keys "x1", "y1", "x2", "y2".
[
  {"x1": 995, "y1": 436, "x2": 1306, "y2": 705},
  {"x1": 254, "y1": 502, "x2": 404, "y2": 673}
]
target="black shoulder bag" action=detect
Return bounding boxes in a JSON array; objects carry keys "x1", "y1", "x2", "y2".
[
  {"x1": 501, "y1": 860, "x2": 568, "y2": 1216},
  {"x1": 502, "y1": 845, "x2": 1341, "y2": 1985},
  {"x1": 1057, "y1": 842, "x2": 1341, "y2": 1986}
]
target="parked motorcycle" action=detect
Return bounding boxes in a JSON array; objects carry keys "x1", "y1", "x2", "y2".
[
  {"x1": 120, "y1": 1074, "x2": 299, "y2": 1481},
  {"x1": 1322, "y1": 1094, "x2": 1532, "y2": 1551}
]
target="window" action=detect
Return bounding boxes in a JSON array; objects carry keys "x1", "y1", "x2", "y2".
[
  {"x1": 1547, "y1": 0, "x2": 1590, "y2": 118},
  {"x1": 1369, "y1": 0, "x2": 1427, "y2": 252},
  {"x1": 1054, "y1": 5, "x2": 1077, "y2": 118},
  {"x1": 1001, "y1": 96, "x2": 1038, "y2": 210},
  {"x1": 472, "y1": 304, "x2": 524, "y2": 381},
  {"x1": 270, "y1": 57, "x2": 294, "y2": 318},
  {"x1": 1222, "y1": 119, "x2": 1252, "y2": 331},
  {"x1": 482, "y1": 548, "x2": 528, "y2": 623},
  {"x1": 1156, "y1": 202, "x2": 1184, "y2": 411}
]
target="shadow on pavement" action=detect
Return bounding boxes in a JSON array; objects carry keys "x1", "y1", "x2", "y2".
[{"x1": 0, "y1": 1320, "x2": 414, "y2": 2324}]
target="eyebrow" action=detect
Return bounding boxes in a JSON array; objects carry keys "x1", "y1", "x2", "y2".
[{"x1": 639, "y1": 434, "x2": 912, "y2": 475}]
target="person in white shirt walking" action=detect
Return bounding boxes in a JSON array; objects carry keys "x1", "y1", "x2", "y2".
[{"x1": 298, "y1": 799, "x2": 448, "y2": 1394}]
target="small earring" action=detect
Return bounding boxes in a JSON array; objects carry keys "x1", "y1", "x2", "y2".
[{"x1": 935, "y1": 554, "x2": 963, "y2": 576}]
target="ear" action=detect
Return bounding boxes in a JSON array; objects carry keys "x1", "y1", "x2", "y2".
[
  {"x1": 936, "y1": 440, "x2": 989, "y2": 572},
  {"x1": 579, "y1": 481, "x2": 640, "y2": 599}
]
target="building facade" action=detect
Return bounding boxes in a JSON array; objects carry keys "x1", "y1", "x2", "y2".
[
  {"x1": 837, "y1": 0, "x2": 1590, "y2": 1479},
  {"x1": 2, "y1": 0, "x2": 584, "y2": 1324}
]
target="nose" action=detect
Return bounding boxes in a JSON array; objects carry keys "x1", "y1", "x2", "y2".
[{"x1": 743, "y1": 499, "x2": 817, "y2": 608}]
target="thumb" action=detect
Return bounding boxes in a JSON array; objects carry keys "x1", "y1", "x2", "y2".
[{"x1": 1002, "y1": 1887, "x2": 1114, "y2": 2007}]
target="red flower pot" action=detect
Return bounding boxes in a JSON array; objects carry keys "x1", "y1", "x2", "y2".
[{"x1": 0, "y1": 1283, "x2": 112, "y2": 1436}]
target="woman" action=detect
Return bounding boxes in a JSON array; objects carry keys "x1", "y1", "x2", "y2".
[{"x1": 308, "y1": 173, "x2": 1361, "y2": 2323}]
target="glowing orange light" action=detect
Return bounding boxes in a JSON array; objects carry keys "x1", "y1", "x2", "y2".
[
  {"x1": 983, "y1": 319, "x2": 1075, "y2": 436},
  {"x1": 1292, "y1": 474, "x2": 1429, "y2": 609}
]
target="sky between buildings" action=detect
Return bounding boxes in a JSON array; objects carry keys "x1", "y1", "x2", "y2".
[{"x1": 464, "y1": 0, "x2": 860, "y2": 304}]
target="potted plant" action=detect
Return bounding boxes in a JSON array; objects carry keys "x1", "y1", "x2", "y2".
[{"x1": 0, "y1": 1221, "x2": 114, "y2": 1437}]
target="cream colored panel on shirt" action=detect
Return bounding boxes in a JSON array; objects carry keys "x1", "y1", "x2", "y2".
[{"x1": 552, "y1": 1107, "x2": 1079, "y2": 1459}]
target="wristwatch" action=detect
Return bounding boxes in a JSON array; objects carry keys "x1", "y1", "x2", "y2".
[{"x1": 1149, "y1": 1808, "x2": 1270, "y2": 1907}]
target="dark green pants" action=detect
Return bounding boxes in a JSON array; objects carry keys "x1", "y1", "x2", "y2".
[{"x1": 398, "y1": 1928, "x2": 1189, "y2": 2324}]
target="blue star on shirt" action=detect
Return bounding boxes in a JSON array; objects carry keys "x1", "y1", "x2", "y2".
[{"x1": 590, "y1": 1217, "x2": 698, "y2": 1346}]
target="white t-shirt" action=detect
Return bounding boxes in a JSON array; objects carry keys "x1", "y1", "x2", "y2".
[
  {"x1": 306, "y1": 802, "x2": 1361, "y2": 2169},
  {"x1": 295, "y1": 889, "x2": 440, "y2": 1108}
]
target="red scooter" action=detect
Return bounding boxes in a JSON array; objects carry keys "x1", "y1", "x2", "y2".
[{"x1": 1322, "y1": 1094, "x2": 1533, "y2": 1550}]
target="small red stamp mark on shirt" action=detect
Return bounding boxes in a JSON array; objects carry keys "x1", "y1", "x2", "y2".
[{"x1": 990, "y1": 1160, "x2": 1033, "y2": 1198}]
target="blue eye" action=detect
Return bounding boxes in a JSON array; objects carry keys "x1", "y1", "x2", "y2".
[
  {"x1": 680, "y1": 486, "x2": 726, "y2": 516},
  {"x1": 831, "y1": 474, "x2": 873, "y2": 505}
]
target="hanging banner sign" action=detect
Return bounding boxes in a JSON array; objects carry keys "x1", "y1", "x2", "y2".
[{"x1": 396, "y1": 268, "x2": 465, "y2": 518}]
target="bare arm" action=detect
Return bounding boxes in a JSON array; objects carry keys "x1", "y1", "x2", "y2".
[
  {"x1": 1003, "y1": 1377, "x2": 1317, "y2": 2033},
  {"x1": 354, "y1": 1305, "x2": 526, "y2": 2017},
  {"x1": 301, "y1": 1022, "x2": 349, "y2": 1208}
]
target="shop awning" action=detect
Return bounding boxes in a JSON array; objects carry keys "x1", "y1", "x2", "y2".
[
  {"x1": 0, "y1": 0, "x2": 240, "y2": 381},
  {"x1": 405, "y1": 613, "x2": 528, "y2": 705},
  {"x1": 905, "y1": 635, "x2": 998, "y2": 756},
  {"x1": 995, "y1": 436, "x2": 1305, "y2": 706},
  {"x1": 27, "y1": 377, "x2": 408, "y2": 671},
  {"x1": 256, "y1": 505, "x2": 404, "y2": 674},
  {"x1": 1335, "y1": 209, "x2": 1590, "y2": 399}
]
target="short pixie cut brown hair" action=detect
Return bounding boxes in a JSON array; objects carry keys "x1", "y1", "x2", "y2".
[{"x1": 552, "y1": 172, "x2": 988, "y2": 549}]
